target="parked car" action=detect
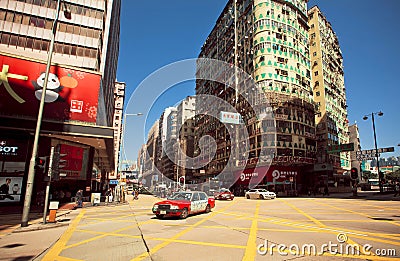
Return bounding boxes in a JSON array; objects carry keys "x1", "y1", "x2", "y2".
[
  {"x1": 245, "y1": 189, "x2": 276, "y2": 199},
  {"x1": 214, "y1": 188, "x2": 234, "y2": 200},
  {"x1": 152, "y1": 191, "x2": 215, "y2": 219}
]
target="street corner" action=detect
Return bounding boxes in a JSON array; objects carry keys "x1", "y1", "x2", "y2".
[{"x1": 12, "y1": 220, "x2": 70, "y2": 233}]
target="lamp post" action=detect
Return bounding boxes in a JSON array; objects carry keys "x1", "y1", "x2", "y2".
[
  {"x1": 21, "y1": 0, "x2": 70, "y2": 227},
  {"x1": 363, "y1": 111, "x2": 384, "y2": 193},
  {"x1": 119, "y1": 113, "x2": 143, "y2": 172}
]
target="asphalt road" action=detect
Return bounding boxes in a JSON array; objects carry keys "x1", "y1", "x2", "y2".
[{"x1": 32, "y1": 194, "x2": 399, "y2": 261}]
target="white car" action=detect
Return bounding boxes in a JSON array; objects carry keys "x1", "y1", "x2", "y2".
[{"x1": 245, "y1": 189, "x2": 276, "y2": 199}]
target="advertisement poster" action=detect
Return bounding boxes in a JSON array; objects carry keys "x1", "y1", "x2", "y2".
[
  {"x1": 59, "y1": 144, "x2": 87, "y2": 180},
  {"x1": 235, "y1": 166, "x2": 298, "y2": 185},
  {"x1": 0, "y1": 176, "x2": 23, "y2": 202},
  {"x1": 0, "y1": 54, "x2": 101, "y2": 124}
]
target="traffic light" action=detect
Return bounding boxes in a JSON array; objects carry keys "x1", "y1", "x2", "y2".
[
  {"x1": 51, "y1": 147, "x2": 67, "y2": 181},
  {"x1": 179, "y1": 176, "x2": 185, "y2": 187},
  {"x1": 35, "y1": 156, "x2": 48, "y2": 172},
  {"x1": 350, "y1": 167, "x2": 358, "y2": 180}
]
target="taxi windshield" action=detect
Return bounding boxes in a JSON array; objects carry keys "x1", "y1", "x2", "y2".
[{"x1": 169, "y1": 192, "x2": 192, "y2": 201}]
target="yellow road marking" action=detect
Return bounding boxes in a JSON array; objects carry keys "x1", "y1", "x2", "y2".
[
  {"x1": 63, "y1": 219, "x2": 155, "y2": 250},
  {"x1": 42, "y1": 210, "x2": 86, "y2": 261},
  {"x1": 314, "y1": 200, "x2": 400, "y2": 229},
  {"x1": 278, "y1": 198, "x2": 325, "y2": 227},
  {"x1": 132, "y1": 200, "x2": 237, "y2": 261},
  {"x1": 243, "y1": 201, "x2": 260, "y2": 261},
  {"x1": 144, "y1": 236, "x2": 246, "y2": 249},
  {"x1": 218, "y1": 208, "x2": 400, "y2": 247},
  {"x1": 54, "y1": 256, "x2": 83, "y2": 261}
]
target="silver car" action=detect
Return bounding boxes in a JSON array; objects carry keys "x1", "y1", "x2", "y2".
[{"x1": 245, "y1": 189, "x2": 276, "y2": 199}]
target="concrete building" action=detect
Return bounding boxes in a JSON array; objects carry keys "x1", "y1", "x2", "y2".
[
  {"x1": 175, "y1": 96, "x2": 196, "y2": 184},
  {"x1": 308, "y1": 6, "x2": 350, "y2": 178},
  {"x1": 195, "y1": 0, "x2": 316, "y2": 195},
  {"x1": 142, "y1": 120, "x2": 159, "y2": 188},
  {"x1": 349, "y1": 123, "x2": 362, "y2": 180},
  {"x1": 0, "y1": 0, "x2": 121, "y2": 204}
]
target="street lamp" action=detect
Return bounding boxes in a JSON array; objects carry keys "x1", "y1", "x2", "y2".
[
  {"x1": 21, "y1": 0, "x2": 71, "y2": 227},
  {"x1": 363, "y1": 111, "x2": 384, "y2": 193},
  {"x1": 119, "y1": 113, "x2": 143, "y2": 172}
]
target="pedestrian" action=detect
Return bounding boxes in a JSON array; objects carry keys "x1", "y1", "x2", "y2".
[
  {"x1": 394, "y1": 182, "x2": 400, "y2": 197},
  {"x1": 75, "y1": 189, "x2": 83, "y2": 208},
  {"x1": 323, "y1": 186, "x2": 329, "y2": 196},
  {"x1": 105, "y1": 188, "x2": 113, "y2": 203},
  {"x1": 134, "y1": 189, "x2": 139, "y2": 200}
]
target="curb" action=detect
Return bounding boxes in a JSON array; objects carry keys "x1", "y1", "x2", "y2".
[{"x1": 11, "y1": 210, "x2": 73, "y2": 233}]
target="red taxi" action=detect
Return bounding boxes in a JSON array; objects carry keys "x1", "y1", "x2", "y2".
[
  {"x1": 214, "y1": 188, "x2": 234, "y2": 200},
  {"x1": 152, "y1": 191, "x2": 215, "y2": 219}
]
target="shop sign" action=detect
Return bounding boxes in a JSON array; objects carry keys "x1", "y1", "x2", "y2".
[{"x1": 0, "y1": 141, "x2": 18, "y2": 155}]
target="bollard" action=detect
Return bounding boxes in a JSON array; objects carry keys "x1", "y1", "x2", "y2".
[{"x1": 48, "y1": 201, "x2": 59, "y2": 223}]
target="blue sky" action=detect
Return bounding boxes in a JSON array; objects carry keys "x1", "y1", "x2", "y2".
[{"x1": 117, "y1": 0, "x2": 400, "y2": 164}]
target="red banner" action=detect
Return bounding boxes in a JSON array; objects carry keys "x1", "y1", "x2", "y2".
[
  {"x1": 59, "y1": 144, "x2": 85, "y2": 179},
  {"x1": 0, "y1": 54, "x2": 101, "y2": 123}
]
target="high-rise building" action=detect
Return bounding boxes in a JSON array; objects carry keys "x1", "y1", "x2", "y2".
[
  {"x1": 195, "y1": 0, "x2": 316, "y2": 195},
  {"x1": 308, "y1": 6, "x2": 350, "y2": 177},
  {"x1": 0, "y1": 0, "x2": 121, "y2": 204},
  {"x1": 348, "y1": 123, "x2": 361, "y2": 179},
  {"x1": 142, "y1": 120, "x2": 159, "y2": 187},
  {"x1": 152, "y1": 97, "x2": 196, "y2": 188}
]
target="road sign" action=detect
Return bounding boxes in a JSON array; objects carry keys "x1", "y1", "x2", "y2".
[
  {"x1": 327, "y1": 143, "x2": 354, "y2": 153},
  {"x1": 378, "y1": 147, "x2": 394, "y2": 153},
  {"x1": 356, "y1": 154, "x2": 376, "y2": 161},
  {"x1": 356, "y1": 147, "x2": 395, "y2": 160}
]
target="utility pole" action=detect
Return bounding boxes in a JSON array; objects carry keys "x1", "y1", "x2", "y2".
[{"x1": 43, "y1": 146, "x2": 55, "y2": 224}]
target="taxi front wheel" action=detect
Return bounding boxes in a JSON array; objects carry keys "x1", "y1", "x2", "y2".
[{"x1": 180, "y1": 208, "x2": 188, "y2": 219}]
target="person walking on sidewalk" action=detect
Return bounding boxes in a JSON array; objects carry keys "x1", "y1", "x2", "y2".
[
  {"x1": 394, "y1": 181, "x2": 400, "y2": 197},
  {"x1": 75, "y1": 189, "x2": 83, "y2": 208},
  {"x1": 323, "y1": 185, "x2": 329, "y2": 196},
  {"x1": 105, "y1": 188, "x2": 113, "y2": 203}
]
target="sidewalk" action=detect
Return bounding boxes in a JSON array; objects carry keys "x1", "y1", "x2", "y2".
[{"x1": 0, "y1": 200, "x2": 131, "y2": 260}]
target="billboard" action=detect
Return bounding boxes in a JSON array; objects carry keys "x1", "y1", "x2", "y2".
[
  {"x1": 0, "y1": 54, "x2": 101, "y2": 124},
  {"x1": 0, "y1": 176, "x2": 23, "y2": 203},
  {"x1": 235, "y1": 166, "x2": 298, "y2": 186},
  {"x1": 58, "y1": 144, "x2": 88, "y2": 180}
]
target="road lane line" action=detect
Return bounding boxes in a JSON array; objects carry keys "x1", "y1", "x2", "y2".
[
  {"x1": 314, "y1": 200, "x2": 400, "y2": 232},
  {"x1": 144, "y1": 236, "x2": 246, "y2": 249},
  {"x1": 63, "y1": 219, "x2": 155, "y2": 250},
  {"x1": 278, "y1": 199, "x2": 326, "y2": 227},
  {"x1": 42, "y1": 210, "x2": 86, "y2": 261},
  {"x1": 131, "y1": 200, "x2": 238, "y2": 261},
  {"x1": 54, "y1": 256, "x2": 84, "y2": 261},
  {"x1": 243, "y1": 201, "x2": 260, "y2": 261}
]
